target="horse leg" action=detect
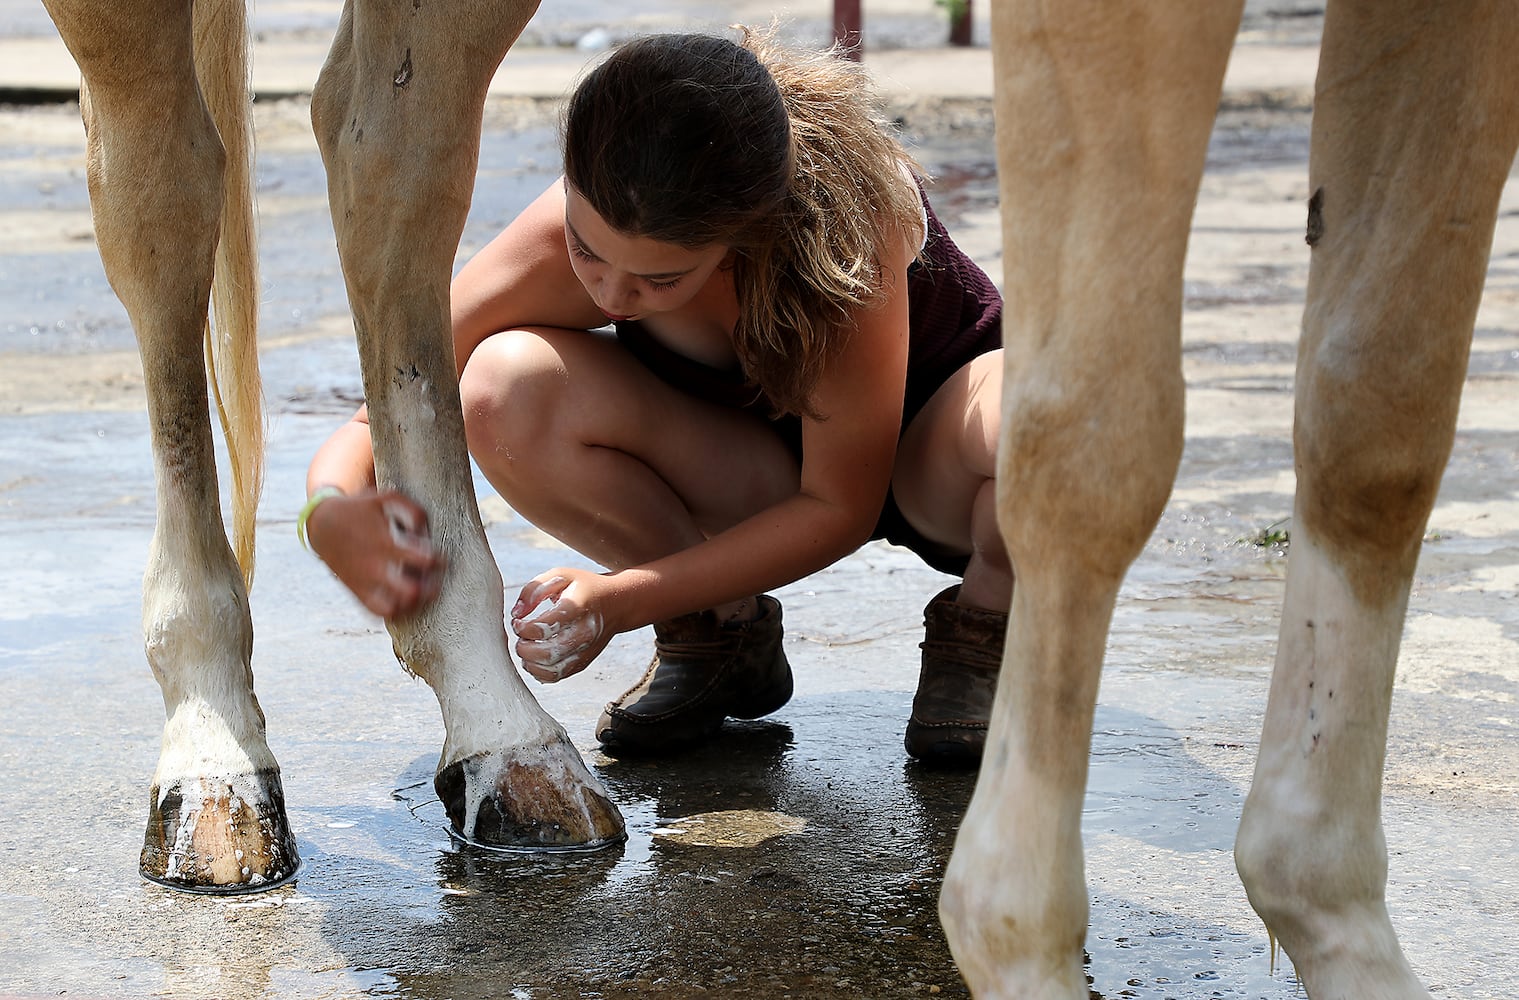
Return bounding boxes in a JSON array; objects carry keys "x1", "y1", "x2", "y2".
[
  {"x1": 1234, "y1": 2, "x2": 1519, "y2": 994},
  {"x1": 310, "y1": 0, "x2": 624, "y2": 849},
  {"x1": 940, "y1": 1, "x2": 1243, "y2": 994},
  {"x1": 42, "y1": 0, "x2": 297, "y2": 891}
]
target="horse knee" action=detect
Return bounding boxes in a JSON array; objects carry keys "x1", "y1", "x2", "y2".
[
  {"x1": 997, "y1": 369, "x2": 1184, "y2": 582},
  {"x1": 1295, "y1": 357, "x2": 1454, "y2": 590}
]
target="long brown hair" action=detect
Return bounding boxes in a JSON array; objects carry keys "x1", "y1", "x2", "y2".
[{"x1": 562, "y1": 27, "x2": 923, "y2": 418}]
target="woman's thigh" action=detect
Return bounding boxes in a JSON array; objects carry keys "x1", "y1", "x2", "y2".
[
  {"x1": 890, "y1": 349, "x2": 1003, "y2": 551},
  {"x1": 461, "y1": 327, "x2": 800, "y2": 533}
]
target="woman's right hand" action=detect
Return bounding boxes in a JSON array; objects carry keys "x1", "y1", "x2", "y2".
[{"x1": 306, "y1": 490, "x2": 445, "y2": 619}]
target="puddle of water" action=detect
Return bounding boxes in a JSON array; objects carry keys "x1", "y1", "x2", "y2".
[
  {"x1": 391, "y1": 761, "x2": 658, "y2": 894},
  {"x1": 652, "y1": 808, "x2": 808, "y2": 848},
  {"x1": 350, "y1": 714, "x2": 980, "y2": 995}
]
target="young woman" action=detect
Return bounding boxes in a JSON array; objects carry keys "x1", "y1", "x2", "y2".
[{"x1": 303, "y1": 29, "x2": 1009, "y2": 765}]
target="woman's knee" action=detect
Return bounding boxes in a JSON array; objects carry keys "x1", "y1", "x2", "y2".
[
  {"x1": 891, "y1": 352, "x2": 1003, "y2": 546},
  {"x1": 459, "y1": 330, "x2": 569, "y2": 469}
]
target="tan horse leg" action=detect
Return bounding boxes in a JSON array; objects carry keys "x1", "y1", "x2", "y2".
[
  {"x1": 310, "y1": 0, "x2": 624, "y2": 849},
  {"x1": 1235, "y1": 2, "x2": 1519, "y2": 994},
  {"x1": 42, "y1": 0, "x2": 296, "y2": 891},
  {"x1": 940, "y1": 1, "x2": 1243, "y2": 993}
]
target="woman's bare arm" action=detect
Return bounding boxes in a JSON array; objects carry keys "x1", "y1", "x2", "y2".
[{"x1": 304, "y1": 178, "x2": 602, "y2": 617}]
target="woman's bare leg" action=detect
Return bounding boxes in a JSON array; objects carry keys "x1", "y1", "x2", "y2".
[
  {"x1": 891, "y1": 349, "x2": 1010, "y2": 610},
  {"x1": 461, "y1": 328, "x2": 800, "y2": 575}
]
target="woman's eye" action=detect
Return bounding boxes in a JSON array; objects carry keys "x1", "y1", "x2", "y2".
[
  {"x1": 648, "y1": 277, "x2": 681, "y2": 291},
  {"x1": 570, "y1": 242, "x2": 598, "y2": 262}
]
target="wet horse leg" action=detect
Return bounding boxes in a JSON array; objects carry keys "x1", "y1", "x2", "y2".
[
  {"x1": 42, "y1": 0, "x2": 297, "y2": 890},
  {"x1": 1235, "y1": 2, "x2": 1519, "y2": 994},
  {"x1": 310, "y1": 0, "x2": 624, "y2": 848},
  {"x1": 939, "y1": 1, "x2": 1242, "y2": 994}
]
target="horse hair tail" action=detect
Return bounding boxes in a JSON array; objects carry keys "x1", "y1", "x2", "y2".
[{"x1": 194, "y1": 0, "x2": 265, "y2": 591}]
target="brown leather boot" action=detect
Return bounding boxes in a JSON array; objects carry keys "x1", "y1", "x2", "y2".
[
  {"x1": 595, "y1": 595, "x2": 792, "y2": 755},
  {"x1": 905, "y1": 585, "x2": 1005, "y2": 766}
]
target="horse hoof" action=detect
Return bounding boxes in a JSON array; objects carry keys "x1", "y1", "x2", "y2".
[
  {"x1": 140, "y1": 771, "x2": 301, "y2": 894},
  {"x1": 435, "y1": 740, "x2": 626, "y2": 852}
]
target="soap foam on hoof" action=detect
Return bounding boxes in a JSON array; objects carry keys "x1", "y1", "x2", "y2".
[
  {"x1": 140, "y1": 770, "x2": 301, "y2": 894},
  {"x1": 434, "y1": 740, "x2": 626, "y2": 852}
]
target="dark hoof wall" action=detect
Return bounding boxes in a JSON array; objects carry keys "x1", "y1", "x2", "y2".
[
  {"x1": 140, "y1": 772, "x2": 301, "y2": 894},
  {"x1": 435, "y1": 745, "x2": 626, "y2": 853}
]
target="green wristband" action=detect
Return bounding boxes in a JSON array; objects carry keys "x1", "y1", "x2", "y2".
[{"x1": 296, "y1": 486, "x2": 345, "y2": 552}]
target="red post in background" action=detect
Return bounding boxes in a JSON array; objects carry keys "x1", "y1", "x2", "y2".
[
  {"x1": 948, "y1": 0, "x2": 973, "y2": 46},
  {"x1": 833, "y1": 0, "x2": 863, "y2": 60}
]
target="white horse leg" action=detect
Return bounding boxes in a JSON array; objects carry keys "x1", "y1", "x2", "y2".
[
  {"x1": 43, "y1": 0, "x2": 296, "y2": 890},
  {"x1": 1235, "y1": 2, "x2": 1519, "y2": 994},
  {"x1": 941, "y1": 1, "x2": 1243, "y2": 994},
  {"x1": 310, "y1": 0, "x2": 624, "y2": 849}
]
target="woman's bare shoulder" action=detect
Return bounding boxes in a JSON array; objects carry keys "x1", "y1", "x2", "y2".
[{"x1": 452, "y1": 179, "x2": 606, "y2": 359}]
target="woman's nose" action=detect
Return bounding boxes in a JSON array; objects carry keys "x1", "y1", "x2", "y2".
[{"x1": 600, "y1": 275, "x2": 637, "y2": 312}]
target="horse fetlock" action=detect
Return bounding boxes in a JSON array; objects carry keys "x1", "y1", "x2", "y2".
[
  {"x1": 1236, "y1": 791, "x2": 1424, "y2": 995},
  {"x1": 941, "y1": 839, "x2": 1089, "y2": 1000},
  {"x1": 142, "y1": 572, "x2": 253, "y2": 696},
  {"x1": 434, "y1": 740, "x2": 625, "y2": 852},
  {"x1": 141, "y1": 770, "x2": 299, "y2": 894},
  {"x1": 1236, "y1": 780, "x2": 1380, "y2": 912}
]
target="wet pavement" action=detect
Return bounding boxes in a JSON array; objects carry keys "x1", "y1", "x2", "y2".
[{"x1": 3, "y1": 13, "x2": 1519, "y2": 1000}]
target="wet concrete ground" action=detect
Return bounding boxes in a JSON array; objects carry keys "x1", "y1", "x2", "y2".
[{"x1": 3, "y1": 50, "x2": 1519, "y2": 1000}]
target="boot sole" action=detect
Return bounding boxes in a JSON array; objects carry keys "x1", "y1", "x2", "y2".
[
  {"x1": 905, "y1": 723, "x2": 986, "y2": 768},
  {"x1": 728, "y1": 656, "x2": 794, "y2": 720},
  {"x1": 596, "y1": 661, "x2": 793, "y2": 755}
]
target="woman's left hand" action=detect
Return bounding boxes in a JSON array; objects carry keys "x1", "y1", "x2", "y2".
[{"x1": 509, "y1": 569, "x2": 618, "y2": 682}]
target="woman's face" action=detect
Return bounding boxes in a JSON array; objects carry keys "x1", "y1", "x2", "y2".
[{"x1": 563, "y1": 183, "x2": 732, "y2": 323}]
